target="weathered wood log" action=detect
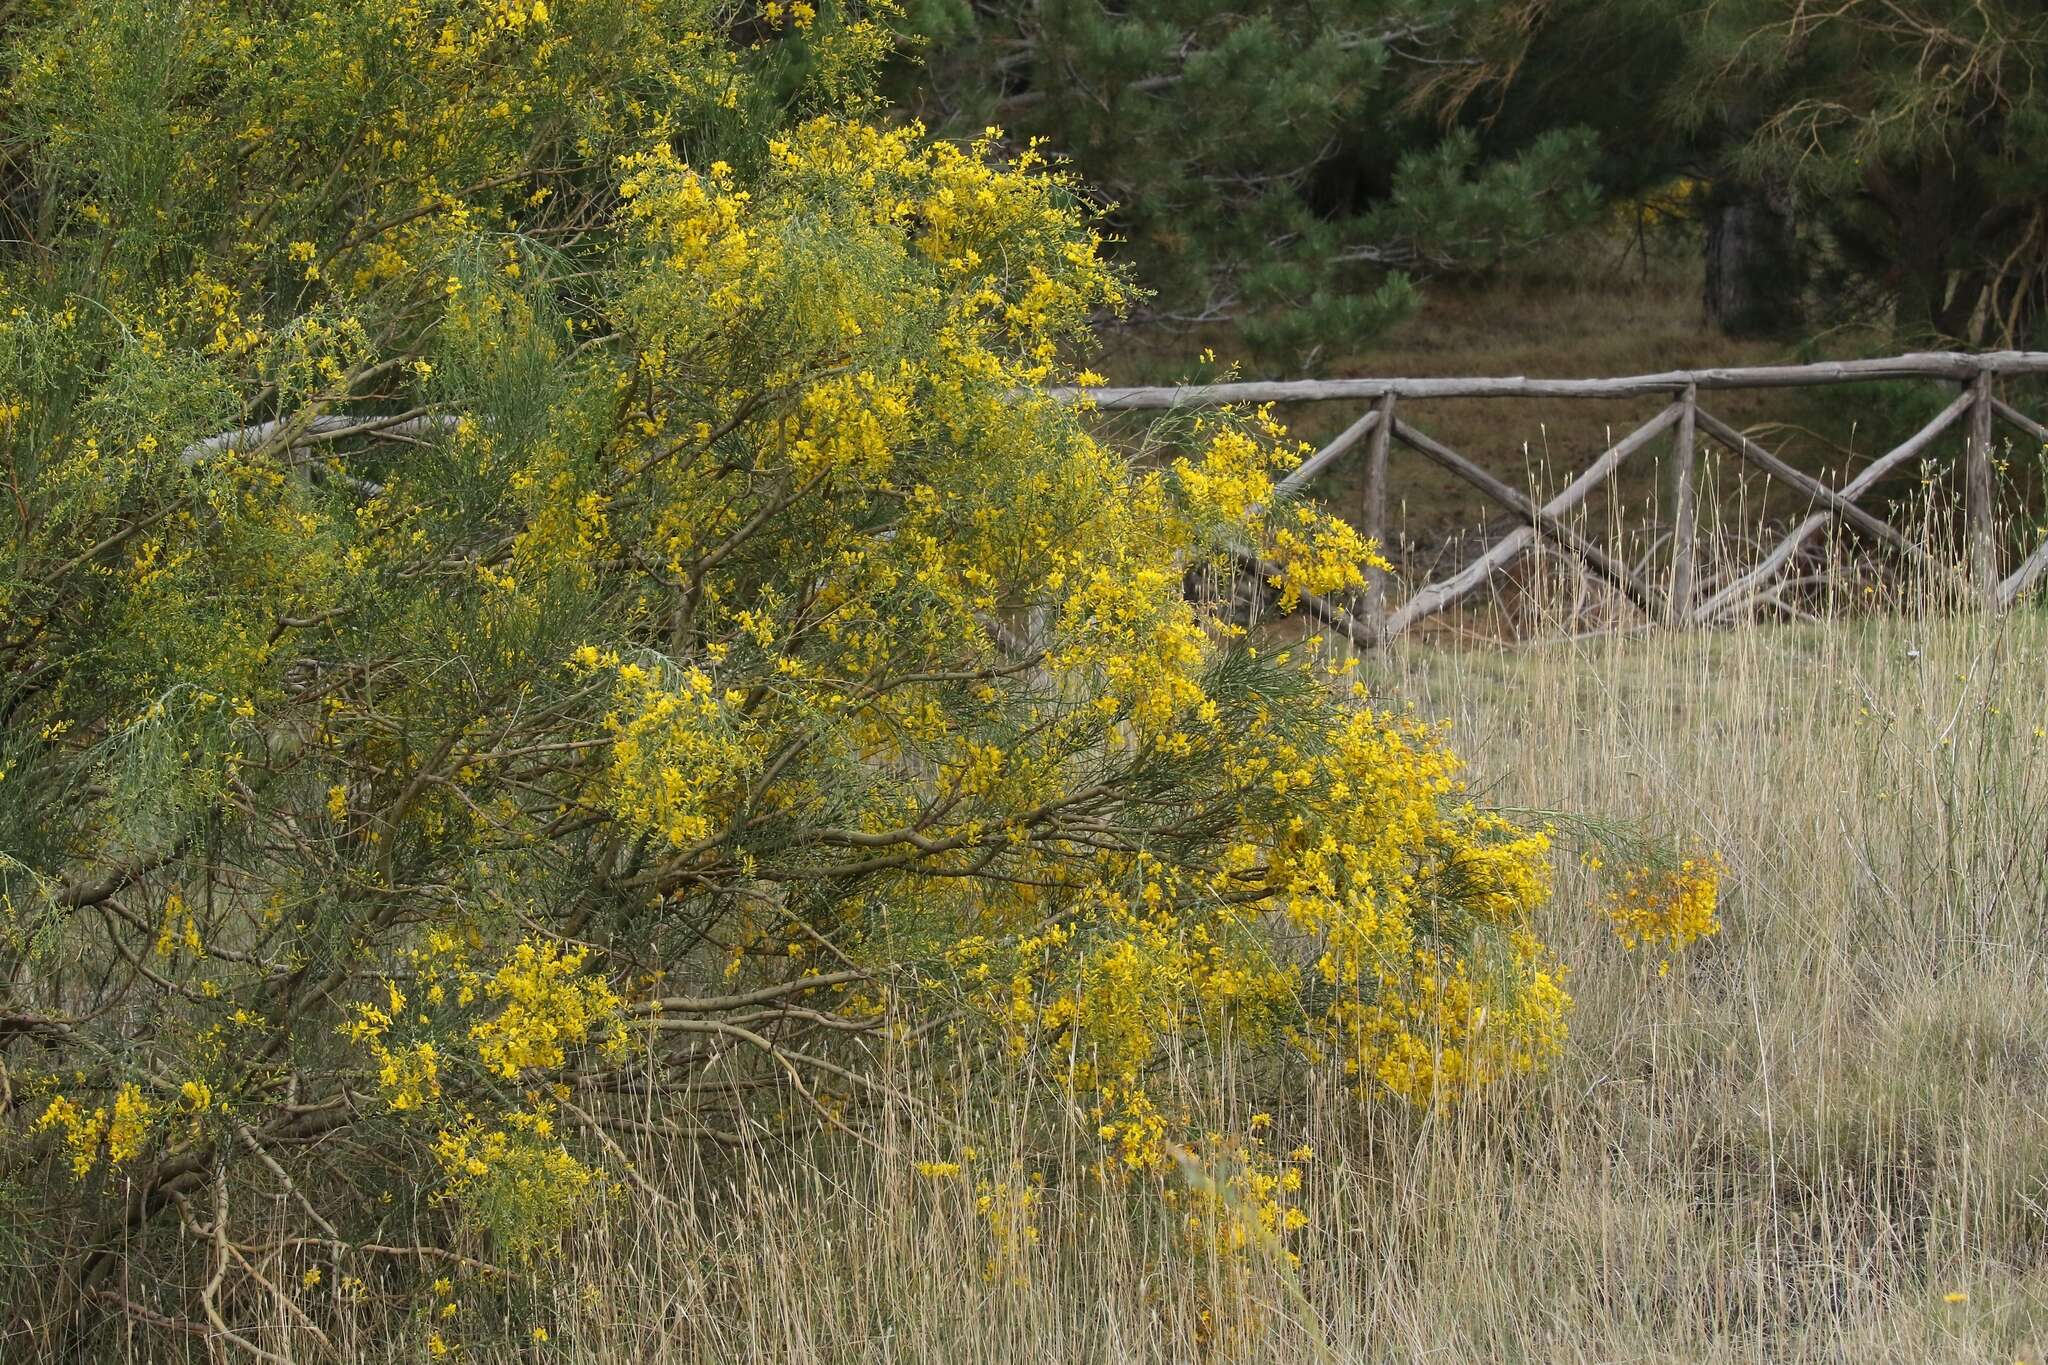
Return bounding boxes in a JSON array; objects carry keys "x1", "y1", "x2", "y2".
[
  {"x1": 1695, "y1": 511, "x2": 1835, "y2": 624},
  {"x1": 1388, "y1": 417, "x2": 1657, "y2": 613},
  {"x1": 1360, "y1": 393, "x2": 1395, "y2": 613},
  {"x1": 1836, "y1": 388, "x2": 1978, "y2": 501},
  {"x1": 1693, "y1": 389, "x2": 1975, "y2": 621},
  {"x1": 1988, "y1": 368, "x2": 2048, "y2": 605},
  {"x1": 178, "y1": 411, "x2": 460, "y2": 467},
  {"x1": 1998, "y1": 534, "x2": 2048, "y2": 607},
  {"x1": 1691, "y1": 408, "x2": 1927, "y2": 562},
  {"x1": 1990, "y1": 397, "x2": 2048, "y2": 445},
  {"x1": 1270, "y1": 409, "x2": 1379, "y2": 501},
  {"x1": 1381, "y1": 523, "x2": 1535, "y2": 640},
  {"x1": 1049, "y1": 352, "x2": 2048, "y2": 410},
  {"x1": 1966, "y1": 370, "x2": 1999, "y2": 606},
  {"x1": 1667, "y1": 385, "x2": 1699, "y2": 626},
  {"x1": 1380, "y1": 404, "x2": 1681, "y2": 640}
]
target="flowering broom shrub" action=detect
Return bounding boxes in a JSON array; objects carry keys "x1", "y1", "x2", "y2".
[{"x1": 0, "y1": 0, "x2": 1589, "y2": 1351}]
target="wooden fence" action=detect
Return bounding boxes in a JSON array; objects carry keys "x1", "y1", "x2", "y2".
[{"x1": 1057, "y1": 350, "x2": 2048, "y2": 644}]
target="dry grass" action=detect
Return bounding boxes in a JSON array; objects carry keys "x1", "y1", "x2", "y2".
[{"x1": 358, "y1": 590, "x2": 2048, "y2": 1364}]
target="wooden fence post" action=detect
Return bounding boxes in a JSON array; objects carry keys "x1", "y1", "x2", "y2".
[
  {"x1": 1360, "y1": 392, "x2": 1395, "y2": 615},
  {"x1": 1666, "y1": 382, "x2": 1699, "y2": 626},
  {"x1": 1966, "y1": 367, "x2": 1999, "y2": 607}
]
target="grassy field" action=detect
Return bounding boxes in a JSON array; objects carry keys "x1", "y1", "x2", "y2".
[{"x1": 392, "y1": 600, "x2": 2048, "y2": 1363}]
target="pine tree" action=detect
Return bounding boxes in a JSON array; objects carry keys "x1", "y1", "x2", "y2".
[
  {"x1": 897, "y1": 0, "x2": 1602, "y2": 366},
  {"x1": 1438, "y1": 0, "x2": 2048, "y2": 346}
]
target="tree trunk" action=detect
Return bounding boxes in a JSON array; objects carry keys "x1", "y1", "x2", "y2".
[
  {"x1": 1886, "y1": 158, "x2": 1982, "y2": 344},
  {"x1": 1704, "y1": 182, "x2": 1801, "y2": 336},
  {"x1": 1934, "y1": 267, "x2": 1988, "y2": 346}
]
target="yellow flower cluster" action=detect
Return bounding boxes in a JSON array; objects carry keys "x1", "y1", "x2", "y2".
[
  {"x1": 954, "y1": 677, "x2": 1572, "y2": 1180},
  {"x1": 789, "y1": 369, "x2": 916, "y2": 478},
  {"x1": 618, "y1": 116, "x2": 1127, "y2": 400},
  {"x1": 153, "y1": 891, "x2": 204, "y2": 959},
  {"x1": 1051, "y1": 565, "x2": 1210, "y2": 735},
  {"x1": 617, "y1": 147, "x2": 758, "y2": 319},
  {"x1": 974, "y1": 1172, "x2": 1042, "y2": 1283},
  {"x1": 380, "y1": 1041, "x2": 444, "y2": 1112},
  {"x1": 1168, "y1": 1133, "x2": 1312, "y2": 1267},
  {"x1": 1175, "y1": 426, "x2": 1278, "y2": 525},
  {"x1": 346, "y1": 935, "x2": 627, "y2": 1095},
  {"x1": 1173, "y1": 410, "x2": 1388, "y2": 608},
  {"x1": 34, "y1": 1083, "x2": 155, "y2": 1179},
  {"x1": 1264, "y1": 707, "x2": 1569, "y2": 1108},
  {"x1": 1604, "y1": 851, "x2": 1725, "y2": 972},
  {"x1": 470, "y1": 940, "x2": 627, "y2": 1078},
  {"x1": 588, "y1": 653, "x2": 759, "y2": 851},
  {"x1": 1266, "y1": 505, "x2": 1379, "y2": 609},
  {"x1": 1334, "y1": 932, "x2": 1572, "y2": 1105},
  {"x1": 340, "y1": 936, "x2": 625, "y2": 1259},
  {"x1": 432, "y1": 1109, "x2": 603, "y2": 1261}
]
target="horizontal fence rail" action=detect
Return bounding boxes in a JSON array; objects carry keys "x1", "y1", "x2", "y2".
[
  {"x1": 1065, "y1": 351, "x2": 2048, "y2": 644},
  {"x1": 1050, "y1": 350, "x2": 2048, "y2": 408}
]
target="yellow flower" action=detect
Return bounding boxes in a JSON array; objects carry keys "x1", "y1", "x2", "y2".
[
  {"x1": 1605, "y1": 850, "x2": 1726, "y2": 969},
  {"x1": 106, "y1": 1084, "x2": 154, "y2": 1163},
  {"x1": 466, "y1": 940, "x2": 625, "y2": 1078}
]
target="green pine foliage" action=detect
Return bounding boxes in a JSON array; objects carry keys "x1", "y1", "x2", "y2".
[
  {"x1": 1441, "y1": 0, "x2": 2048, "y2": 346},
  {"x1": 896, "y1": 0, "x2": 1603, "y2": 365}
]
